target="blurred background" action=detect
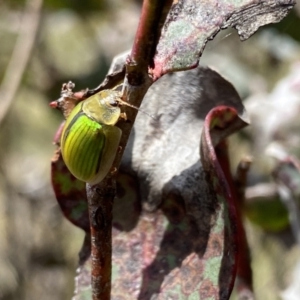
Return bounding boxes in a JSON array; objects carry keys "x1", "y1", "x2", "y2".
[{"x1": 0, "y1": 0, "x2": 300, "y2": 299}]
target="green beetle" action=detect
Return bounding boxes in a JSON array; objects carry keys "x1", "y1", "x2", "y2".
[{"x1": 61, "y1": 89, "x2": 124, "y2": 185}]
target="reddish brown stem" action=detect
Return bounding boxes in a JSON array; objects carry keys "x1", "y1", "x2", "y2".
[
  {"x1": 86, "y1": 180, "x2": 115, "y2": 300},
  {"x1": 234, "y1": 158, "x2": 254, "y2": 299},
  {"x1": 86, "y1": 2, "x2": 172, "y2": 299},
  {"x1": 214, "y1": 141, "x2": 239, "y2": 295},
  {"x1": 126, "y1": 0, "x2": 172, "y2": 89},
  {"x1": 130, "y1": 0, "x2": 164, "y2": 71},
  {"x1": 235, "y1": 157, "x2": 252, "y2": 204}
]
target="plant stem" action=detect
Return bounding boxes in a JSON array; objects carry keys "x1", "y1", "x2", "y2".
[
  {"x1": 130, "y1": 0, "x2": 164, "y2": 72},
  {"x1": 87, "y1": 1, "x2": 172, "y2": 299},
  {"x1": 234, "y1": 158, "x2": 254, "y2": 298},
  {"x1": 86, "y1": 181, "x2": 115, "y2": 300},
  {"x1": 126, "y1": 0, "x2": 172, "y2": 90},
  {"x1": 0, "y1": 0, "x2": 43, "y2": 124}
]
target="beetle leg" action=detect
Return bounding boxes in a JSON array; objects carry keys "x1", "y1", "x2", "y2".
[
  {"x1": 110, "y1": 167, "x2": 118, "y2": 176},
  {"x1": 119, "y1": 112, "x2": 127, "y2": 121}
]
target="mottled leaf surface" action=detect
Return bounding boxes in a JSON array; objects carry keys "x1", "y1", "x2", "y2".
[
  {"x1": 152, "y1": 0, "x2": 295, "y2": 79},
  {"x1": 73, "y1": 66, "x2": 249, "y2": 299}
]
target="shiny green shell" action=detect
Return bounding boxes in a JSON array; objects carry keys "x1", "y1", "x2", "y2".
[{"x1": 61, "y1": 90, "x2": 122, "y2": 185}]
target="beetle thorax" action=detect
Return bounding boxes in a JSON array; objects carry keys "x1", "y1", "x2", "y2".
[{"x1": 82, "y1": 93, "x2": 121, "y2": 126}]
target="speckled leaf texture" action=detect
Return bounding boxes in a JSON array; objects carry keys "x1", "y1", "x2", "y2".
[
  {"x1": 152, "y1": 0, "x2": 295, "y2": 79},
  {"x1": 72, "y1": 63, "x2": 249, "y2": 300}
]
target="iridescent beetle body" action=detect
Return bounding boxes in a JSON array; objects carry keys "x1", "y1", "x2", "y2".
[{"x1": 61, "y1": 89, "x2": 122, "y2": 185}]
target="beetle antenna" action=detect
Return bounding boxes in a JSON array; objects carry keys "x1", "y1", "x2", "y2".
[{"x1": 117, "y1": 99, "x2": 156, "y2": 120}]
